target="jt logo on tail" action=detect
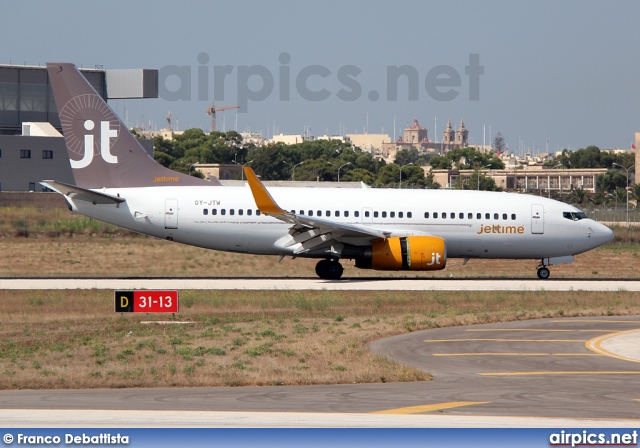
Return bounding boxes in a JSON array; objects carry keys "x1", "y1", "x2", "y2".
[{"x1": 73, "y1": 119, "x2": 119, "y2": 169}]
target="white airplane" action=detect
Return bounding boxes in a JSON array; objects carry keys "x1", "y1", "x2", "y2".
[{"x1": 42, "y1": 62, "x2": 614, "y2": 280}]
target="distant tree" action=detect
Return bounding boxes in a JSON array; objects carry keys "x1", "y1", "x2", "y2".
[
  {"x1": 393, "y1": 148, "x2": 430, "y2": 166},
  {"x1": 424, "y1": 169, "x2": 441, "y2": 189},
  {"x1": 401, "y1": 166, "x2": 427, "y2": 188},
  {"x1": 596, "y1": 169, "x2": 627, "y2": 193},
  {"x1": 465, "y1": 171, "x2": 501, "y2": 191},
  {"x1": 428, "y1": 155, "x2": 451, "y2": 169},
  {"x1": 566, "y1": 186, "x2": 590, "y2": 205},
  {"x1": 341, "y1": 168, "x2": 375, "y2": 185},
  {"x1": 615, "y1": 187, "x2": 627, "y2": 206},
  {"x1": 632, "y1": 184, "x2": 640, "y2": 204},
  {"x1": 374, "y1": 164, "x2": 426, "y2": 188},
  {"x1": 560, "y1": 145, "x2": 634, "y2": 170}
]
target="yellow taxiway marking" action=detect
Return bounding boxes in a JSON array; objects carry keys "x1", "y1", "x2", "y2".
[
  {"x1": 479, "y1": 371, "x2": 640, "y2": 376},
  {"x1": 432, "y1": 353, "x2": 602, "y2": 357},
  {"x1": 424, "y1": 338, "x2": 586, "y2": 343},
  {"x1": 465, "y1": 329, "x2": 619, "y2": 332},
  {"x1": 372, "y1": 401, "x2": 488, "y2": 415},
  {"x1": 585, "y1": 329, "x2": 640, "y2": 364}
]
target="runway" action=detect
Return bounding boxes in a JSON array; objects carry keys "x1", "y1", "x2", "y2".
[{"x1": 1, "y1": 277, "x2": 640, "y2": 291}]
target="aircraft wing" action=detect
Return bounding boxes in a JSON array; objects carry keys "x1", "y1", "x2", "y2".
[
  {"x1": 243, "y1": 167, "x2": 390, "y2": 254},
  {"x1": 40, "y1": 180, "x2": 126, "y2": 205}
]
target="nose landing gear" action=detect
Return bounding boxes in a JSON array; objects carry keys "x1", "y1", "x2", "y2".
[{"x1": 315, "y1": 259, "x2": 344, "y2": 280}]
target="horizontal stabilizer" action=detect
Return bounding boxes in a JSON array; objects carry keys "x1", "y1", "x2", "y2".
[{"x1": 40, "y1": 181, "x2": 126, "y2": 205}]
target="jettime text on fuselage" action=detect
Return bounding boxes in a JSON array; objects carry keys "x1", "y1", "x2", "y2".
[{"x1": 477, "y1": 224, "x2": 525, "y2": 235}]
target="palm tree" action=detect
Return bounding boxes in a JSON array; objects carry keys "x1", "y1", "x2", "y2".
[
  {"x1": 632, "y1": 184, "x2": 640, "y2": 203},
  {"x1": 567, "y1": 186, "x2": 588, "y2": 205}
]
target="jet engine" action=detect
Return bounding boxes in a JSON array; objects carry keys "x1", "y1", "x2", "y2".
[{"x1": 354, "y1": 236, "x2": 446, "y2": 271}]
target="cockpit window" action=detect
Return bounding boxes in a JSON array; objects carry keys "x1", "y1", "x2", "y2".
[{"x1": 563, "y1": 211, "x2": 588, "y2": 221}]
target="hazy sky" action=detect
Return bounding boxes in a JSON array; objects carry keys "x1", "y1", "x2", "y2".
[{"x1": 3, "y1": 0, "x2": 640, "y2": 152}]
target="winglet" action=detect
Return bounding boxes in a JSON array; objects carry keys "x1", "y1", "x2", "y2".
[{"x1": 243, "y1": 167, "x2": 287, "y2": 215}]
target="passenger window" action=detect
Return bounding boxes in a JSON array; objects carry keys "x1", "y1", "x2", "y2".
[
  {"x1": 256, "y1": 210, "x2": 261, "y2": 216},
  {"x1": 477, "y1": 213, "x2": 481, "y2": 219},
  {"x1": 212, "y1": 209, "x2": 217, "y2": 215},
  {"x1": 300, "y1": 210, "x2": 304, "y2": 215},
  {"x1": 493, "y1": 213, "x2": 498, "y2": 220},
  {"x1": 355, "y1": 211, "x2": 359, "y2": 217},
  {"x1": 433, "y1": 212, "x2": 438, "y2": 218},
  {"x1": 398, "y1": 212, "x2": 403, "y2": 218},
  {"x1": 309, "y1": 210, "x2": 314, "y2": 216},
  {"x1": 485, "y1": 213, "x2": 490, "y2": 219},
  {"x1": 511, "y1": 214, "x2": 516, "y2": 220},
  {"x1": 247, "y1": 209, "x2": 252, "y2": 216},
  {"x1": 382, "y1": 211, "x2": 387, "y2": 218},
  {"x1": 442, "y1": 212, "x2": 447, "y2": 219},
  {"x1": 374, "y1": 211, "x2": 379, "y2": 218},
  {"x1": 424, "y1": 212, "x2": 430, "y2": 218},
  {"x1": 317, "y1": 210, "x2": 321, "y2": 216},
  {"x1": 459, "y1": 213, "x2": 464, "y2": 219},
  {"x1": 407, "y1": 212, "x2": 412, "y2": 218},
  {"x1": 335, "y1": 211, "x2": 340, "y2": 217},
  {"x1": 221, "y1": 209, "x2": 226, "y2": 215},
  {"x1": 502, "y1": 213, "x2": 507, "y2": 220},
  {"x1": 326, "y1": 210, "x2": 330, "y2": 217},
  {"x1": 240, "y1": 209, "x2": 244, "y2": 216},
  {"x1": 344, "y1": 211, "x2": 349, "y2": 217},
  {"x1": 203, "y1": 209, "x2": 208, "y2": 215},
  {"x1": 450, "y1": 212, "x2": 455, "y2": 219},
  {"x1": 291, "y1": 210, "x2": 295, "y2": 214},
  {"x1": 230, "y1": 209, "x2": 235, "y2": 215},
  {"x1": 468, "y1": 213, "x2": 472, "y2": 219},
  {"x1": 364, "y1": 211, "x2": 369, "y2": 217}
]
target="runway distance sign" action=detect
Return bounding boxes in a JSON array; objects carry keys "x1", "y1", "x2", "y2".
[{"x1": 115, "y1": 290, "x2": 179, "y2": 313}]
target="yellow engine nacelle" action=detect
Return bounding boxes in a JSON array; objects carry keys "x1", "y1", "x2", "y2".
[{"x1": 354, "y1": 236, "x2": 446, "y2": 271}]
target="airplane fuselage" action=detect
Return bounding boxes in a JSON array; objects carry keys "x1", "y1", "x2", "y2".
[{"x1": 69, "y1": 185, "x2": 612, "y2": 261}]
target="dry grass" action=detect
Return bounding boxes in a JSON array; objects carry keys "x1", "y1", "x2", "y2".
[
  {"x1": 0, "y1": 289, "x2": 639, "y2": 390},
  {"x1": 0, "y1": 232, "x2": 638, "y2": 278}
]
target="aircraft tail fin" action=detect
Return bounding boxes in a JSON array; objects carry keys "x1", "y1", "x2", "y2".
[{"x1": 46, "y1": 62, "x2": 218, "y2": 188}]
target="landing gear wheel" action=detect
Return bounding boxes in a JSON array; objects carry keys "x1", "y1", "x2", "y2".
[
  {"x1": 325, "y1": 261, "x2": 344, "y2": 280},
  {"x1": 537, "y1": 267, "x2": 550, "y2": 279},
  {"x1": 315, "y1": 259, "x2": 344, "y2": 280},
  {"x1": 315, "y1": 259, "x2": 330, "y2": 278}
]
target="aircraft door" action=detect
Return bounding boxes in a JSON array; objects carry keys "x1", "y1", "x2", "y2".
[
  {"x1": 165, "y1": 199, "x2": 178, "y2": 229},
  {"x1": 531, "y1": 204, "x2": 544, "y2": 234},
  {"x1": 362, "y1": 207, "x2": 373, "y2": 225}
]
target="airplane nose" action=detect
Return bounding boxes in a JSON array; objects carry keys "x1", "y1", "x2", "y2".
[{"x1": 589, "y1": 222, "x2": 614, "y2": 246}]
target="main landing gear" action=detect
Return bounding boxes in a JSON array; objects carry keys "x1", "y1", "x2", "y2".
[
  {"x1": 537, "y1": 261, "x2": 550, "y2": 279},
  {"x1": 315, "y1": 259, "x2": 344, "y2": 280}
]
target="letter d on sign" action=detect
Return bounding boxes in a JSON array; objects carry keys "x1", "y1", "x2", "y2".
[{"x1": 115, "y1": 291, "x2": 134, "y2": 312}]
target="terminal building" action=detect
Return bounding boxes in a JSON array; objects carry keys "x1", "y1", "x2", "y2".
[
  {"x1": 0, "y1": 64, "x2": 157, "y2": 191},
  {"x1": 431, "y1": 166, "x2": 606, "y2": 194}
]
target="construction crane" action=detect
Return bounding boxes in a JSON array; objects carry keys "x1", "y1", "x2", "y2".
[
  {"x1": 166, "y1": 112, "x2": 172, "y2": 132},
  {"x1": 206, "y1": 101, "x2": 239, "y2": 133}
]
